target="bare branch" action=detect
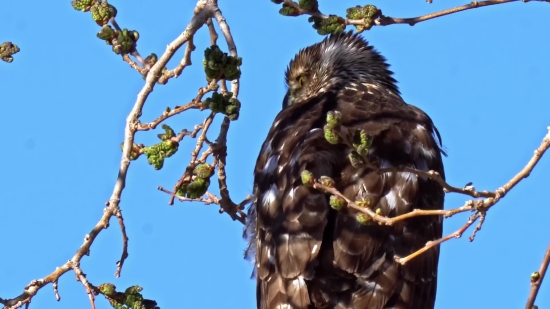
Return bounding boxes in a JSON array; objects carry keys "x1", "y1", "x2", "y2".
[
  {"x1": 114, "y1": 208, "x2": 129, "y2": 278},
  {"x1": 158, "y1": 186, "x2": 218, "y2": 205},
  {"x1": 73, "y1": 264, "x2": 96, "y2": 309},
  {"x1": 525, "y1": 243, "x2": 550, "y2": 309},
  {"x1": 395, "y1": 213, "x2": 481, "y2": 265},
  {"x1": 52, "y1": 281, "x2": 60, "y2": 301},
  {"x1": 377, "y1": 167, "x2": 495, "y2": 199},
  {"x1": 374, "y1": 0, "x2": 545, "y2": 27},
  {"x1": 213, "y1": 117, "x2": 247, "y2": 224},
  {"x1": 158, "y1": 38, "x2": 196, "y2": 84},
  {"x1": 135, "y1": 85, "x2": 213, "y2": 131},
  {"x1": 281, "y1": 0, "x2": 546, "y2": 30}
]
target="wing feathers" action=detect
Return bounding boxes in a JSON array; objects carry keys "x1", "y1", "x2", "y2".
[{"x1": 249, "y1": 80, "x2": 445, "y2": 309}]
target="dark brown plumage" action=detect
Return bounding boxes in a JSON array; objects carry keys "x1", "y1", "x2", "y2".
[{"x1": 244, "y1": 31, "x2": 446, "y2": 309}]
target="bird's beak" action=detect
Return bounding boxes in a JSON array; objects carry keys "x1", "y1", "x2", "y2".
[{"x1": 282, "y1": 90, "x2": 291, "y2": 109}]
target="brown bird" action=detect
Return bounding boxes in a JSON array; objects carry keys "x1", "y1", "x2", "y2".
[{"x1": 244, "y1": 31, "x2": 446, "y2": 309}]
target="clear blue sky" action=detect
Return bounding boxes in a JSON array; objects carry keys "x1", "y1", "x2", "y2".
[{"x1": 1, "y1": 1, "x2": 549, "y2": 308}]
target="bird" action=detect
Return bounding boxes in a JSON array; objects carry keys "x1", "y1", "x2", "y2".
[{"x1": 243, "y1": 31, "x2": 446, "y2": 309}]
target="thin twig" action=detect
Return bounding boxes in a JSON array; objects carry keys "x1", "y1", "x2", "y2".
[
  {"x1": 525, "y1": 243, "x2": 550, "y2": 309},
  {"x1": 206, "y1": 18, "x2": 219, "y2": 45},
  {"x1": 158, "y1": 186, "x2": 218, "y2": 204},
  {"x1": 375, "y1": 0, "x2": 545, "y2": 27},
  {"x1": 52, "y1": 281, "x2": 60, "y2": 301},
  {"x1": 377, "y1": 167, "x2": 494, "y2": 199},
  {"x1": 73, "y1": 264, "x2": 96, "y2": 309},
  {"x1": 173, "y1": 124, "x2": 204, "y2": 142},
  {"x1": 136, "y1": 100, "x2": 201, "y2": 131},
  {"x1": 158, "y1": 38, "x2": 196, "y2": 84},
  {"x1": 395, "y1": 213, "x2": 480, "y2": 265},
  {"x1": 169, "y1": 112, "x2": 216, "y2": 205},
  {"x1": 122, "y1": 54, "x2": 147, "y2": 74},
  {"x1": 114, "y1": 208, "x2": 129, "y2": 278},
  {"x1": 281, "y1": 0, "x2": 545, "y2": 30},
  {"x1": 212, "y1": 117, "x2": 247, "y2": 224},
  {"x1": 136, "y1": 81, "x2": 217, "y2": 131}
]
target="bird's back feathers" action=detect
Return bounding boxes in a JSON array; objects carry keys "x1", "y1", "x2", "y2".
[{"x1": 245, "y1": 31, "x2": 445, "y2": 309}]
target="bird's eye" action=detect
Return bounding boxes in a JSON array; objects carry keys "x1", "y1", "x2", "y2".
[{"x1": 296, "y1": 75, "x2": 306, "y2": 88}]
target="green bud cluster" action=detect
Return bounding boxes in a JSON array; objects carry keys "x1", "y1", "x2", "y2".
[
  {"x1": 142, "y1": 140, "x2": 178, "y2": 170},
  {"x1": 90, "y1": 2, "x2": 117, "y2": 26},
  {"x1": 144, "y1": 53, "x2": 158, "y2": 66},
  {"x1": 346, "y1": 5, "x2": 381, "y2": 32},
  {"x1": 120, "y1": 124, "x2": 177, "y2": 170},
  {"x1": 329, "y1": 195, "x2": 346, "y2": 210},
  {"x1": 355, "y1": 197, "x2": 378, "y2": 225},
  {"x1": 324, "y1": 110, "x2": 342, "y2": 144},
  {"x1": 116, "y1": 29, "x2": 139, "y2": 54},
  {"x1": 203, "y1": 45, "x2": 242, "y2": 81},
  {"x1": 279, "y1": 4, "x2": 300, "y2": 16},
  {"x1": 99, "y1": 283, "x2": 117, "y2": 297},
  {"x1": 193, "y1": 163, "x2": 214, "y2": 179},
  {"x1": 352, "y1": 129, "x2": 373, "y2": 156},
  {"x1": 72, "y1": 1, "x2": 151, "y2": 59},
  {"x1": 356, "y1": 213, "x2": 372, "y2": 225},
  {"x1": 319, "y1": 176, "x2": 335, "y2": 188},
  {"x1": 355, "y1": 197, "x2": 372, "y2": 208},
  {"x1": 308, "y1": 15, "x2": 346, "y2": 35},
  {"x1": 175, "y1": 164, "x2": 214, "y2": 199},
  {"x1": 97, "y1": 283, "x2": 160, "y2": 309},
  {"x1": 97, "y1": 25, "x2": 116, "y2": 41},
  {"x1": 348, "y1": 152, "x2": 364, "y2": 168},
  {"x1": 179, "y1": 177, "x2": 210, "y2": 199},
  {"x1": 298, "y1": 0, "x2": 318, "y2": 11},
  {"x1": 0, "y1": 42, "x2": 20, "y2": 63},
  {"x1": 276, "y1": 0, "x2": 318, "y2": 15},
  {"x1": 346, "y1": 5, "x2": 380, "y2": 20},
  {"x1": 96, "y1": 26, "x2": 140, "y2": 55},
  {"x1": 301, "y1": 170, "x2": 314, "y2": 187},
  {"x1": 349, "y1": 129, "x2": 374, "y2": 167},
  {"x1": 71, "y1": 0, "x2": 96, "y2": 12},
  {"x1": 202, "y1": 92, "x2": 241, "y2": 121},
  {"x1": 157, "y1": 124, "x2": 175, "y2": 141}
]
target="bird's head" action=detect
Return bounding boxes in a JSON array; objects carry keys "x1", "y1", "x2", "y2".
[{"x1": 283, "y1": 31, "x2": 399, "y2": 107}]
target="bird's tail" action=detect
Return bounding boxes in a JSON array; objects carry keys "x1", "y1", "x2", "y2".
[{"x1": 258, "y1": 274, "x2": 310, "y2": 309}]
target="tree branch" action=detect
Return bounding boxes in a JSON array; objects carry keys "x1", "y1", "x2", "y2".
[
  {"x1": 312, "y1": 127, "x2": 550, "y2": 265},
  {"x1": 280, "y1": 0, "x2": 546, "y2": 32},
  {"x1": 0, "y1": 1, "x2": 218, "y2": 308},
  {"x1": 525, "y1": 242, "x2": 550, "y2": 309}
]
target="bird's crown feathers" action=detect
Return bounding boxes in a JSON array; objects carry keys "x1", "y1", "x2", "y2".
[{"x1": 284, "y1": 31, "x2": 399, "y2": 106}]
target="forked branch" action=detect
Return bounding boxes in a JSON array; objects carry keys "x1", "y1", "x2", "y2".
[{"x1": 0, "y1": 1, "x2": 234, "y2": 308}]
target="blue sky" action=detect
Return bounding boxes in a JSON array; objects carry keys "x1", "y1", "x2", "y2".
[{"x1": 1, "y1": 1, "x2": 549, "y2": 309}]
